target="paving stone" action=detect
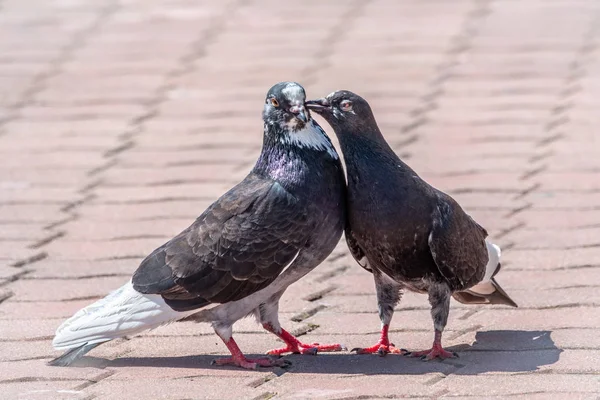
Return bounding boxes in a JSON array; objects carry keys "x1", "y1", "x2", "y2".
[
  {"x1": 517, "y1": 209, "x2": 600, "y2": 229},
  {"x1": 503, "y1": 248, "x2": 600, "y2": 270},
  {"x1": 60, "y1": 218, "x2": 196, "y2": 240},
  {"x1": 468, "y1": 307, "x2": 600, "y2": 330},
  {"x1": 87, "y1": 377, "x2": 260, "y2": 400},
  {"x1": 0, "y1": 340, "x2": 55, "y2": 362},
  {"x1": 23, "y1": 259, "x2": 135, "y2": 279},
  {"x1": 0, "y1": 204, "x2": 65, "y2": 223},
  {"x1": 75, "y1": 202, "x2": 214, "y2": 221},
  {"x1": 0, "y1": 135, "x2": 118, "y2": 151},
  {"x1": 527, "y1": 192, "x2": 600, "y2": 209},
  {"x1": 263, "y1": 373, "x2": 440, "y2": 399},
  {"x1": 1, "y1": 319, "x2": 60, "y2": 341},
  {"x1": 509, "y1": 229, "x2": 600, "y2": 249},
  {"x1": 92, "y1": 183, "x2": 232, "y2": 203},
  {"x1": 43, "y1": 239, "x2": 164, "y2": 261},
  {"x1": 7, "y1": 276, "x2": 129, "y2": 301},
  {"x1": 121, "y1": 147, "x2": 256, "y2": 167},
  {"x1": 0, "y1": 263, "x2": 25, "y2": 279},
  {"x1": 0, "y1": 152, "x2": 104, "y2": 170},
  {"x1": 0, "y1": 381, "x2": 90, "y2": 400},
  {"x1": 101, "y1": 164, "x2": 247, "y2": 186},
  {"x1": 438, "y1": 374, "x2": 600, "y2": 396},
  {"x1": 0, "y1": 187, "x2": 81, "y2": 204},
  {"x1": 0, "y1": 299, "x2": 100, "y2": 320},
  {"x1": 0, "y1": 359, "x2": 107, "y2": 382},
  {"x1": 0, "y1": 244, "x2": 46, "y2": 265}
]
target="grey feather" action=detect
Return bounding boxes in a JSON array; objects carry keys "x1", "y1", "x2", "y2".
[{"x1": 47, "y1": 343, "x2": 101, "y2": 367}]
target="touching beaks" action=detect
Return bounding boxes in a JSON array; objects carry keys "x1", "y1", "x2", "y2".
[
  {"x1": 289, "y1": 105, "x2": 309, "y2": 123},
  {"x1": 305, "y1": 98, "x2": 330, "y2": 113}
]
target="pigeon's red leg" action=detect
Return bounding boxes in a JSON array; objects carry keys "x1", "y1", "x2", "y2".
[
  {"x1": 351, "y1": 272, "x2": 406, "y2": 356},
  {"x1": 407, "y1": 330, "x2": 458, "y2": 360},
  {"x1": 407, "y1": 283, "x2": 457, "y2": 360},
  {"x1": 263, "y1": 323, "x2": 346, "y2": 355},
  {"x1": 351, "y1": 324, "x2": 407, "y2": 356},
  {"x1": 211, "y1": 336, "x2": 290, "y2": 369}
]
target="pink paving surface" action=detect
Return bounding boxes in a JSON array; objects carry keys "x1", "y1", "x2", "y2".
[{"x1": 1, "y1": 0, "x2": 600, "y2": 399}]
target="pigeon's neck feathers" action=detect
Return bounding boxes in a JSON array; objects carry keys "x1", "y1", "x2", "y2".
[
  {"x1": 259, "y1": 120, "x2": 338, "y2": 158},
  {"x1": 280, "y1": 120, "x2": 338, "y2": 159},
  {"x1": 336, "y1": 124, "x2": 413, "y2": 176},
  {"x1": 257, "y1": 120, "x2": 338, "y2": 161},
  {"x1": 335, "y1": 116, "x2": 393, "y2": 157},
  {"x1": 252, "y1": 120, "x2": 340, "y2": 190}
]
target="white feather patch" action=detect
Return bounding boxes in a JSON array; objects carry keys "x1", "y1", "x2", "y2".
[
  {"x1": 282, "y1": 120, "x2": 339, "y2": 159},
  {"x1": 468, "y1": 241, "x2": 501, "y2": 295},
  {"x1": 281, "y1": 82, "x2": 304, "y2": 102},
  {"x1": 52, "y1": 280, "x2": 197, "y2": 350},
  {"x1": 483, "y1": 241, "x2": 501, "y2": 282}
]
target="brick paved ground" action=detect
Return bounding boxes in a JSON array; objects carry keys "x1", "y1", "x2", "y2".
[{"x1": 1, "y1": 0, "x2": 600, "y2": 399}]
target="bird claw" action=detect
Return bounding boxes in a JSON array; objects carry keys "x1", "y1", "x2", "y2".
[
  {"x1": 266, "y1": 342, "x2": 345, "y2": 356},
  {"x1": 351, "y1": 344, "x2": 407, "y2": 356},
  {"x1": 302, "y1": 346, "x2": 318, "y2": 356},
  {"x1": 406, "y1": 347, "x2": 458, "y2": 361}
]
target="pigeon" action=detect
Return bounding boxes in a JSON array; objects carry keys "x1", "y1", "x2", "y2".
[
  {"x1": 306, "y1": 91, "x2": 517, "y2": 360},
  {"x1": 49, "y1": 82, "x2": 347, "y2": 369}
]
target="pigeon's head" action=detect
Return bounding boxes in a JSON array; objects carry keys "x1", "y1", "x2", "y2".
[
  {"x1": 306, "y1": 90, "x2": 376, "y2": 131},
  {"x1": 263, "y1": 82, "x2": 311, "y2": 132}
]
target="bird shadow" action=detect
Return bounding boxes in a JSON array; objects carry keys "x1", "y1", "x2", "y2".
[{"x1": 74, "y1": 330, "x2": 561, "y2": 376}]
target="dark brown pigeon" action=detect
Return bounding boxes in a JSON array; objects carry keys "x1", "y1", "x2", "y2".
[
  {"x1": 49, "y1": 82, "x2": 346, "y2": 369},
  {"x1": 307, "y1": 91, "x2": 517, "y2": 360}
]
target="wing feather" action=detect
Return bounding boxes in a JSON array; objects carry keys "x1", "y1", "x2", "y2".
[
  {"x1": 132, "y1": 174, "x2": 313, "y2": 310},
  {"x1": 427, "y1": 194, "x2": 488, "y2": 291}
]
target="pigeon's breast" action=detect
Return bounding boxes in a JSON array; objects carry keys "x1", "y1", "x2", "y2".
[
  {"x1": 346, "y1": 167, "x2": 441, "y2": 282},
  {"x1": 353, "y1": 221, "x2": 439, "y2": 283}
]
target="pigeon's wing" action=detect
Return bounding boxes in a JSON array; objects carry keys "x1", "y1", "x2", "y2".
[
  {"x1": 345, "y1": 228, "x2": 372, "y2": 273},
  {"x1": 427, "y1": 194, "x2": 489, "y2": 291},
  {"x1": 132, "y1": 173, "x2": 312, "y2": 311}
]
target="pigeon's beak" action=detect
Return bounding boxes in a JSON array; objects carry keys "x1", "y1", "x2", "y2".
[
  {"x1": 289, "y1": 105, "x2": 309, "y2": 123},
  {"x1": 305, "y1": 98, "x2": 330, "y2": 114}
]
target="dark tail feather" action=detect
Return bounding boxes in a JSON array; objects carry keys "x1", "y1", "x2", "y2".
[
  {"x1": 452, "y1": 277, "x2": 518, "y2": 308},
  {"x1": 47, "y1": 343, "x2": 101, "y2": 367},
  {"x1": 489, "y1": 277, "x2": 518, "y2": 308}
]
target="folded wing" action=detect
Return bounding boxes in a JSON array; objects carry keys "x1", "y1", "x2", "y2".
[{"x1": 133, "y1": 173, "x2": 313, "y2": 311}]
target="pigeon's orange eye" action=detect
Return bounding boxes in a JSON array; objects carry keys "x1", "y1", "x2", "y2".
[
  {"x1": 340, "y1": 100, "x2": 353, "y2": 112},
  {"x1": 270, "y1": 98, "x2": 279, "y2": 107}
]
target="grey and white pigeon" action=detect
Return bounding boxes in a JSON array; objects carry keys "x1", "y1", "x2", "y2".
[
  {"x1": 306, "y1": 91, "x2": 517, "y2": 360},
  {"x1": 49, "y1": 82, "x2": 346, "y2": 369}
]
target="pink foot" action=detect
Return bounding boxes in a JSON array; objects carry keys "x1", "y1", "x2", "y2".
[
  {"x1": 407, "y1": 346, "x2": 458, "y2": 361},
  {"x1": 263, "y1": 324, "x2": 346, "y2": 356},
  {"x1": 267, "y1": 342, "x2": 345, "y2": 356},
  {"x1": 350, "y1": 325, "x2": 407, "y2": 357},
  {"x1": 352, "y1": 343, "x2": 407, "y2": 356},
  {"x1": 406, "y1": 330, "x2": 458, "y2": 361},
  {"x1": 213, "y1": 335, "x2": 291, "y2": 370}
]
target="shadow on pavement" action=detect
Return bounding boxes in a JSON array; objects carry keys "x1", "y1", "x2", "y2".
[{"x1": 75, "y1": 330, "x2": 561, "y2": 375}]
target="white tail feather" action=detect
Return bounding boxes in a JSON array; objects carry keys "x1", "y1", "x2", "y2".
[
  {"x1": 52, "y1": 280, "x2": 196, "y2": 350},
  {"x1": 468, "y1": 241, "x2": 501, "y2": 295},
  {"x1": 454, "y1": 241, "x2": 517, "y2": 307},
  {"x1": 483, "y1": 241, "x2": 501, "y2": 281}
]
